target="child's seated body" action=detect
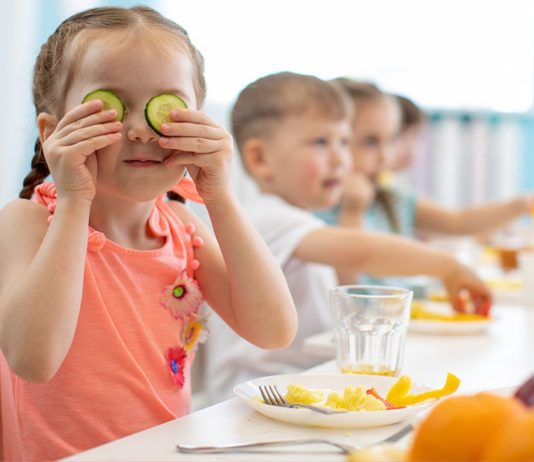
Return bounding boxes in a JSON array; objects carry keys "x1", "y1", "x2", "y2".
[
  {"x1": 317, "y1": 79, "x2": 533, "y2": 288},
  {"x1": 204, "y1": 72, "x2": 491, "y2": 403}
]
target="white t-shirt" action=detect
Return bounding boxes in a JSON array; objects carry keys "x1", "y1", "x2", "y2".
[{"x1": 203, "y1": 194, "x2": 338, "y2": 403}]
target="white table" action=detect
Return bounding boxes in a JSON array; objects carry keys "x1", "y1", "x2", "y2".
[
  {"x1": 66, "y1": 302, "x2": 534, "y2": 461},
  {"x1": 304, "y1": 303, "x2": 534, "y2": 393}
]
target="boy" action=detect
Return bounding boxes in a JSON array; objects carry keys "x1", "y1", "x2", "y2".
[{"x1": 204, "y1": 72, "x2": 490, "y2": 402}]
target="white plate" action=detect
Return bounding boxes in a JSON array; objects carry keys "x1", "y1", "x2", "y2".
[
  {"x1": 234, "y1": 373, "x2": 435, "y2": 428},
  {"x1": 410, "y1": 301, "x2": 494, "y2": 335},
  {"x1": 410, "y1": 318, "x2": 494, "y2": 335}
]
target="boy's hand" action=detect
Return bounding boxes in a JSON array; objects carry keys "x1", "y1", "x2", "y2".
[
  {"x1": 40, "y1": 100, "x2": 122, "y2": 202},
  {"x1": 442, "y1": 261, "x2": 492, "y2": 316},
  {"x1": 158, "y1": 109, "x2": 232, "y2": 204}
]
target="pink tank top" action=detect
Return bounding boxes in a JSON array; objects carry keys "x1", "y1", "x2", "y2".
[{"x1": 1, "y1": 180, "x2": 207, "y2": 461}]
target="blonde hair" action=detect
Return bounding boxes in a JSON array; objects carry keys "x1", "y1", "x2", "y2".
[
  {"x1": 231, "y1": 72, "x2": 351, "y2": 154},
  {"x1": 20, "y1": 6, "x2": 206, "y2": 200}
]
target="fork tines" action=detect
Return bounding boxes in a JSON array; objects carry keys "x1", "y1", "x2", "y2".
[{"x1": 258, "y1": 385, "x2": 286, "y2": 406}]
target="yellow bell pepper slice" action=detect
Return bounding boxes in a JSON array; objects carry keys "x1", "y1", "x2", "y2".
[{"x1": 386, "y1": 373, "x2": 461, "y2": 406}]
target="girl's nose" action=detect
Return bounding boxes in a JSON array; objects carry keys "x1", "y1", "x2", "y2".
[{"x1": 126, "y1": 112, "x2": 159, "y2": 144}]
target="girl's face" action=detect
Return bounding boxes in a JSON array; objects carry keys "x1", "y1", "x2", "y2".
[
  {"x1": 64, "y1": 30, "x2": 197, "y2": 202},
  {"x1": 350, "y1": 97, "x2": 400, "y2": 183},
  {"x1": 260, "y1": 109, "x2": 352, "y2": 210},
  {"x1": 394, "y1": 124, "x2": 425, "y2": 171}
]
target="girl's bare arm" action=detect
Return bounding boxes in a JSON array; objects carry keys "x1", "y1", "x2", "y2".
[
  {"x1": 168, "y1": 199, "x2": 297, "y2": 350},
  {"x1": 0, "y1": 198, "x2": 91, "y2": 382},
  {"x1": 415, "y1": 196, "x2": 532, "y2": 235}
]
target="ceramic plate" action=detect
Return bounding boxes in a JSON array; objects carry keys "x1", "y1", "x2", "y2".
[
  {"x1": 410, "y1": 301, "x2": 494, "y2": 335},
  {"x1": 234, "y1": 373, "x2": 434, "y2": 428}
]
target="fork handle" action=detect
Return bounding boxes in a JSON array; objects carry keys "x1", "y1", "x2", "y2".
[
  {"x1": 177, "y1": 438, "x2": 349, "y2": 454},
  {"x1": 287, "y1": 403, "x2": 346, "y2": 414}
]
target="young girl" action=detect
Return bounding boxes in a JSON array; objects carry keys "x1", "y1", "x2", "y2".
[
  {"x1": 318, "y1": 78, "x2": 533, "y2": 283},
  {"x1": 0, "y1": 6, "x2": 297, "y2": 460}
]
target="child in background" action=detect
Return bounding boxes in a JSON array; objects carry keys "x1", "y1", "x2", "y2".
[
  {"x1": 203, "y1": 71, "x2": 491, "y2": 403},
  {"x1": 391, "y1": 94, "x2": 426, "y2": 179},
  {"x1": 0, "y1": 7, "x2": 297, "y2": 460},
  {"x1": 318, "y1": 78, "x2": 534, "y2": 284}
]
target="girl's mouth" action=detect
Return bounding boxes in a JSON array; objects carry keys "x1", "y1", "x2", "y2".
[{"x1": 125, "y1": 152, "x2": 175, "y2": 167}]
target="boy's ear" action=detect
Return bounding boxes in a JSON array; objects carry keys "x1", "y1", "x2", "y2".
[
  {"x1": 241, "y1": 138, "x2": 273, "y2": 181},
  {"x1": 37, "y1": 113, "x2": 58, "y2": 144}
]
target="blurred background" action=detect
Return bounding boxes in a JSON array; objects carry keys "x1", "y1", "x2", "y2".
[{"x1": 2, "y1": 0, "x2": 534, "y2": 210}]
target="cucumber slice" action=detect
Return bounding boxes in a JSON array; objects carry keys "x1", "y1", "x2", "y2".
[
  {"x1": 145, "y1": 94, "x2": 187, "y2": 135},
  {"x1": 82, "y1": 89, "x2": 125, "y2": 122}
]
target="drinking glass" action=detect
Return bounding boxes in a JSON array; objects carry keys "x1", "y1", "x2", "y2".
[{"x1": 330, "y1": 285, "x2": 412, "y2": 376}]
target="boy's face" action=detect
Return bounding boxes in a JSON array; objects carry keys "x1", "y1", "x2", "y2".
[
  {"x1": 64, "y1": 31, "x2": 196, "y2": 202},
  {"x1": 351, "y1": 97, "x2": 401, "y2": 183},
  {"x1": 259, "y1": 110, "x2": 352, "y2": 210}
]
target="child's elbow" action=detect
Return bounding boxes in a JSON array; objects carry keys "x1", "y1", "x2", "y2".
[{"x1": 259, "y1": 312, "x2": 298, "y2": 350}]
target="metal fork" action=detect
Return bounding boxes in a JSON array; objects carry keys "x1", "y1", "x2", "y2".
[
  {"x1": 259, "y1": 384, "x2": 346, "y2": 415},
  {"x1": 176, "y1": 422, "x2": 415, "y2": 454}
]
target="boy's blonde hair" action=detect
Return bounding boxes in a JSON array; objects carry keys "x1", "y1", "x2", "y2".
[
  {"x1": 21, "y1": 6, "x2": 205, "y2": 200},
  {"x1": 231, "y1": 72, "x2": 352, "y2": 154}
]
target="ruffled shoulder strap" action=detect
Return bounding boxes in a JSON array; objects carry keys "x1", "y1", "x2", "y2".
[
  {"x1": 32, "y1": 182, "x2": 57, "y2": 214},
  {"x1": 170, "y1": 177, "x2": 203, "y2": 204}
]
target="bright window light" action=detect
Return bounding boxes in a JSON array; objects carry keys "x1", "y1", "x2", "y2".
[{"x1": 159, "y1": 0, "x2": 534, "y2": 112}]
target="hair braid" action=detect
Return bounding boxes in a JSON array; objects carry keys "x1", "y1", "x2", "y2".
[{"x1": 19, "y1": 139, "x2": 50, "y2": 199}]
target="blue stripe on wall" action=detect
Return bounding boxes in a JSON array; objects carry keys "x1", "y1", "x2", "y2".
[{"x1": 521, "y1": 117, "x2": 534, "y2": 193}]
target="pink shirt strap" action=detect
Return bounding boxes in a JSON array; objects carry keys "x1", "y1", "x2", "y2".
[{"x1": 171, "y1": 178, "x2": 203, "y2": 204}]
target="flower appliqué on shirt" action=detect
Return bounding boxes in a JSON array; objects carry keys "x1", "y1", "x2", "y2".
[
  {"x1": 165, "y1": 346, "x2": 187, "y2": 389},
  {"x1": 182, "y1": 317, "x2": 210, "y2": 353},
  {"x1": 161, "y1": 270, "x2": 203, "y2": 322}
]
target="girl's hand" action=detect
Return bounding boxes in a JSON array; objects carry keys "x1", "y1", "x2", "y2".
[
  {"x1": 442, "y1": 261, "x2": 492, "y2": 316},
  {"x1": 158, "y1": 109, "x2": 232, "y2": 203},
  {"x1": 40, "y1": 100, "x2": 122, "y2": 202},
  {"x1": 341, "y1": 171, "x2": 376, "y2": 215}
]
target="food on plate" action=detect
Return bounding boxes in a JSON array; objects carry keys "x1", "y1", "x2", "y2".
[
  {"x1": 284, "y1": 384, "x2": 387, "y2": 411},
  {"x1": 278, "y1": 374, "x2": 461, "y2": 412},
  {"x1": 411, "y1": 301, "x2": 490, "y2": 322},
  {"x1": 284, "y1": 384, "x2": 324, "y2": 405},
  {"x1": 386, "y1": 373, "x2": 460, "y2": 407},
  {"x1": 82, "y1": 89, "x2": 125, "y2": 121},
  {"x1": 145, "y1": 93, "x2": 187, "y2": 135},
  {"x1": 409, "y1": 393, "x2": 528, "y2": 461}
]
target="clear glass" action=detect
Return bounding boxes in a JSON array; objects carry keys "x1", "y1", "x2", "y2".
[{"x1": 330, "y1": 285, "x2": 412, "y2": 376}]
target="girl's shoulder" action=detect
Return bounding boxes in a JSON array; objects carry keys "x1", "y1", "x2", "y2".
[{"x1": 0, "y1": 198, "x2": 50, "y2": 234}]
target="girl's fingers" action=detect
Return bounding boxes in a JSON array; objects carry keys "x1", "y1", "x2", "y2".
[
  {"x1": 58, "y1": 109, "x2": 120, "y2": 138},
  {"x1": 62, "y1": 132, "x2": 122, "y2": 157},
  {"x1": 169, "y1": 108, "x2": 220, "y2": 128},
  {"x1": 163, "y1": 151, "x2": 221, "y2": 168},
  {"x1": 159, "y1": 136, "x2": 226, "y2": 154},
  {"x1": 55, "y1": 100, "x2": 105, "y2": 131},
  {"x1": 60, "y1": 121, "x2": 122, "y2": 146},
  {"x1": 159, "y1": 121, "x2": 222, "y2": 140}
]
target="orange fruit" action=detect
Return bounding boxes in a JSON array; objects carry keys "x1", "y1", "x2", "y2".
[
  {"x1": 409, "y1": 393, "x2": 526, "y2": 461},
  {"x1": 482, "y1": 411, "x2": 534, "y2": 461}
]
